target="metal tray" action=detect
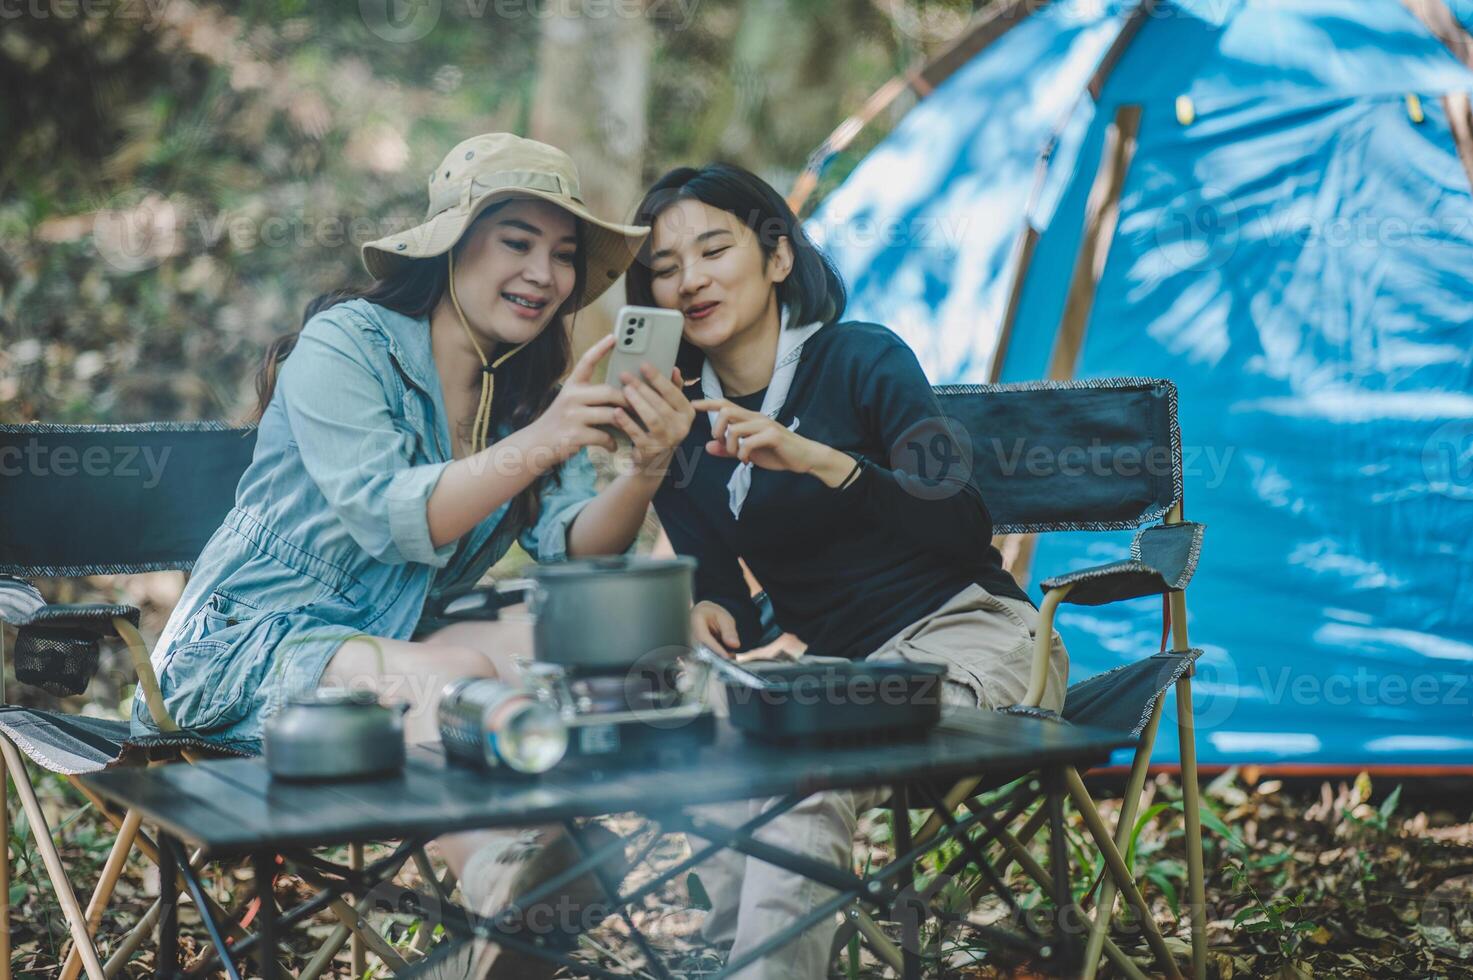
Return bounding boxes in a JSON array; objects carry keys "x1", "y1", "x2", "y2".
[{"x1": 723, "y1": 661, "x2": 948, "y2": 743}]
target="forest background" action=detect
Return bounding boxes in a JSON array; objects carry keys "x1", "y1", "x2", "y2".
[
  {"x1": 5, "y1": 4, "x2": 1471, "y2": 977},
  {"x1": 0, "y1": 0, "x2": 975, "y2": 425}
]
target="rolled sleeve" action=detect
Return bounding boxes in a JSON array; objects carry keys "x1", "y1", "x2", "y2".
[
  {"x1": 279, "y1": 314, "x2": 456, "y2": 568},
  {"x1": 386, "y1": 461, "x2": 458, "y2": 567},
  {"x1": 518, "y1": 448, "x2": 600, "y2": 562}
]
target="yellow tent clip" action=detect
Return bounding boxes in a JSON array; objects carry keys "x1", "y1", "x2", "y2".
[
  {"x1": 1407, "y1": 93, "x2": 1425, "y2": 124},
  {"x1": 1176, "y1": 95, "x2": 1196, "y2": 126}
]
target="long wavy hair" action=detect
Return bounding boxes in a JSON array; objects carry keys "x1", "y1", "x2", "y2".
[{"x1": 254, "y1": 204, "x2": 586, "y2": 533}]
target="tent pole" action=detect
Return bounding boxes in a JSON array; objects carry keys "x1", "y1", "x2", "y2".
[
  {"x1": 1443, "y1": 93, "x2": 1473, "y2": 189},
  {"x1": 787, "y1": 0, "x2": 1055, "y2": 213},
  {"x1": 1402, "y1": 0, "x2": 1473, "y2": 69},
  {"x1": 1047, "y1": 103, "x2": 1142, "y2": 380}
]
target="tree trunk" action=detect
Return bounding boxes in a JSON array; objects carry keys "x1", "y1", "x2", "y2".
[{"x1": 530, "y1": 0, "x2": 654, "y2": 355}]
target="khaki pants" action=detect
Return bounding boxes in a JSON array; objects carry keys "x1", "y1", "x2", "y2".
[{"x1": 692, "y1": 584, "x2": 1069, "y2": 980}]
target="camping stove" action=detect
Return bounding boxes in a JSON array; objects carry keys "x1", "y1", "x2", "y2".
[{"x1": 523, "y1": 660, "x2": 716, "y2": 766}]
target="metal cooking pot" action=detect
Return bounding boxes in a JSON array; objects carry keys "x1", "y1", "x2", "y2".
[
  {"x1": 264, "y1": 688, "x2": 407, "y2": 781},
  {"x1": 520, "y1": 556, "x2": 696, "y2": 671}
]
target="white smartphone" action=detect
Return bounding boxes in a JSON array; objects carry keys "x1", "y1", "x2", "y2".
[
  {"x1": 603, "y1": 305, "x2": 686, "y2": 437},
  {"x1": 605, "y1": 304, "x2": 685, "y2": 386}
]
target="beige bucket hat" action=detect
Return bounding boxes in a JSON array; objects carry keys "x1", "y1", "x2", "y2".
[{"x1": 362, "y1": 133, "x2": 649, "y2": 308}]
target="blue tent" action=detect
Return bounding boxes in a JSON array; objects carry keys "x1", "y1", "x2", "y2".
[{"x1": 807, "y1": 0, "x2": 1473, "y2": 771}]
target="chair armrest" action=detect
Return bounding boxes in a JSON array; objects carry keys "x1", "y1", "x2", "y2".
[
  {"x1": 0, "y1": 579, "x2": 159, "y2": 720},
  {"x1": 1040, "y1": 559, "x2": 1171, "y2": 606},
  {"x1": 1040, "y1": 522, "x2": 1205, "y2": 606},
  {"x1": 8, "y1": 606, "x2": 140, "y2": 698},
  {"x1": 0, "y1": 576, "x2": 46, "y2": 625},
  {"x1": 12, "y1": 603, "x2": 140, "y2": 634}
]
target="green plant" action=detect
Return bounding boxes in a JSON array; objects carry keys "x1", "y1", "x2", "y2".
[
  {"x1": 1343, "y1": 780, "x2": 1402, "y2": 895},
  {"x1": 1223, "y1": 857, "x2": 1318, "y2": 961},
  {"x1": 1345, "y1": 782, "x2": 1402, "y2": 836}
]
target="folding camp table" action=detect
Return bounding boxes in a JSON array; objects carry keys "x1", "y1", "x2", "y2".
[{"x1": 79, "y1": 708, "x2": 1131, "y2": 980}]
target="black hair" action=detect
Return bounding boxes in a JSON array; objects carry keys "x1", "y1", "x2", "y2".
[
  {"x1": 254, "y1": 203, "x2": 585, "y2": 532},
  {"x1": 625, "y1": 163, "x2": 846, "y2": 377}
]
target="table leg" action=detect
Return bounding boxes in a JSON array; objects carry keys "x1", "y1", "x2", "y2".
[
  {"x1": 1044, "y1": 767, "x2": 1078, "y2": 976},
  {"x1": 0, "y1": 743, "x2": 10, "y2": 980},
  {"x1": 562, "y1": 820, "x2": 676, "y2": 980},
  {"x1": 890, "y1": 784, "x2": 922, "y2": 980},
  {"x1": 253, "y1": 852, "x2": 279, "y2": 980},
  {"x1": 169, "y1": 838, "x2": 241, "y2": 980},
  {"x1": 156, "y1": 833, "x2": 178, "y2": 980},
  {"x1": 349, "y1": 842, "x2": 365, "y2": 977}
]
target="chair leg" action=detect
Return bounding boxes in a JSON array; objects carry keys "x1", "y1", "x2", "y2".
[
  {"x1": 0, "y1": 738, "x2": 106, "y2": 980},
  {"x1": 408, "y1": 850, "x2": 455, "y2": 959},
  {"x1": 980, "y1": 804, "x2": 1048, "y2": 891},
  {"x1": 299, "y1": 847, "x2": 446, "y2": 978},
  {"x1": 290, "y1": 861, "x2": 412, "y2": 974},
  {"x1": 1176, "y1": 674, "x2": 1207, "y2": 980},
  {"x1": 59, "y1": 808, "x2": 141, "y2": 980},
  {"x1": 1065, "y1": 768, "x2": 1183, "y2": 980},
  {"x1": 331, "y1": 895, "x2": 410, "y2": 972},
  {"x1": 914, "y1": 776, "x2": 981, "y2": 847},
  {"x1": 409, "y1": 868, "x2": 456, "y2": 957},
  {"x1": 298, "y1": 922, "x2": 352, "y2": 980},
  {"x1": 845, "y1": 904, "x2": 905, "y2": 972},
  {"x1": 1080, "y1": 696, "x2": 1165, "y2": 980},
  {"x1": 66, "y1": 776, "x2": 245, "y2": 947},
  {"x1": 104, "y1": 895, "x2": 164, "y2": 977},
  {"x1": 987, "y1": 823, "x2": 1151, "y2": 980},
  {"x1": 872, "y1": 779, "x2": 1142, "y2": 978},
  {"x1": 0, "y1": 733, "x2": 9, "y2": 980}
]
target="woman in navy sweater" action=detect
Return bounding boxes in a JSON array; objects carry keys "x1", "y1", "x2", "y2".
[{"x1": 624, "y1": 163, "x2": 1069, "y2": 980}]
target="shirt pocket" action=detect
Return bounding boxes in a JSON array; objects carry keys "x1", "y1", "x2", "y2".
[
  {"x1": 196, "y1": 590, "x2": 258, "y2": 639},
  {"x1": 158, "y1": 637, "x2": 248, "y2": 731}
]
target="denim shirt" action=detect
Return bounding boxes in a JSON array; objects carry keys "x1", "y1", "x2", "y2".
[{"x1": 131, "y1": 298, "x2": 597, "y2": 743}]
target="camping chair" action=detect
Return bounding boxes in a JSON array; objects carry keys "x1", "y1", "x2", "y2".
[
  {"x1": 0, "y1": 421, "x2": 256, "y2": 978},
  {"x1": 935, "y1": 377, "x2": 1206, "y2": 980},
  {"x1": 749, "y1": 378, "x2": 1206, "y2": 979},
  {"x1": 0, "y1": 421, "x2": 458, "y2": 978}
]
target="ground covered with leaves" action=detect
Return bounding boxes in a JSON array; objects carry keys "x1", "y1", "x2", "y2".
[{"x1": 8, "y1": 761, "x2": 1472, "y2": 978}]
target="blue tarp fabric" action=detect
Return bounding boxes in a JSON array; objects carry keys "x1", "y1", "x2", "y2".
[{"x1": 810, "y1": 0, "x2": 1473, "y2": 769}]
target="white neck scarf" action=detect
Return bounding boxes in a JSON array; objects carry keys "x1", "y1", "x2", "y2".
[{"x1": 702, "y1": 308, "x2": 824, "y2": 519}]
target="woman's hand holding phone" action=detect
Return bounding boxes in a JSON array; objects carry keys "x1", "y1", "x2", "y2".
[
  {"x1": 523, "y1": 333, "x2": 695, "y2": 476},
  {"x1": 614, "y1": 362, "x2": 695, "y2": 472},
  {"x1": 525, "y1": 335, "x2": 625, "y2": 465}
]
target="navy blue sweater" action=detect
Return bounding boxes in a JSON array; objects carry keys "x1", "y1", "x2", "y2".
[{"x1": 653, "y1": 321, "x2": 1028, "y2": 659}]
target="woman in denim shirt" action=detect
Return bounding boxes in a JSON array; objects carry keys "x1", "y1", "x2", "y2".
[{"x1": 134, "y1": 135, "x2": 693, "y2": 968}]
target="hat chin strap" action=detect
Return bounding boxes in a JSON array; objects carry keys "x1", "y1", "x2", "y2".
[{"x1": 447, "y1": 250, "x2": 528, "y2": 454}]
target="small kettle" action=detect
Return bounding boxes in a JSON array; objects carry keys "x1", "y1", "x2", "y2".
[{"x1": 264, "y1": 688, "x2": 408, "y2": 781}]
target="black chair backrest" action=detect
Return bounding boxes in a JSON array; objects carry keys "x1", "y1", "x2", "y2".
[
  {"x1": 1, "y1": 381, "x2": 1174, "y2": 572},
  {"x1": 934, "y1": 379, "x2": 1180, "y2": 533},
  {"x1": 0, "y1": 423, "x2": 257, "y2": 576}
]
